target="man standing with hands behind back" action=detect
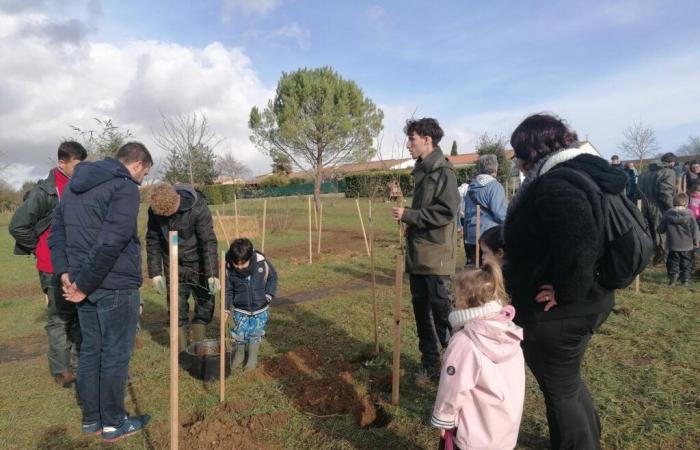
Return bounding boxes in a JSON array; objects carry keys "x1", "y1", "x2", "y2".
[
  {"x1": 392, "y1": 118, "x2": 460, "y2": 383},
  {"x1": 49, "y1": 142, "x2": 153, "y2": 443}
]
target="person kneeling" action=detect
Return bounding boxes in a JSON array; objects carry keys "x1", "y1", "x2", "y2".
[{"x1": 225, "y1": 238, "x2": 278, "y2": 370}]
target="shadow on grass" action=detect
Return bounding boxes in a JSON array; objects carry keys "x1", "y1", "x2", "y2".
[
  {"x1": 265, "y1": 304, "x2": 425, "y2": 450},
  {"x1": 36, "y1": 426, "x2": 92, "y2": 450},
  {"x1": 140, "y1": 294, "x2": 170, "y2": 348}
]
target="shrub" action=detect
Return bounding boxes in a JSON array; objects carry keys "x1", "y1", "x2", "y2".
[{"x1": 343, "y1": 170, "x2": 414, "y2": 198}]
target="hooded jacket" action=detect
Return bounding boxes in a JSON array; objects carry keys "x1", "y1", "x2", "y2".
[
  {"x1": 48, "y1": 158, "x2": 143, "y2": 296},
  {"x1": 146, "y1": 184, "x2": 218, "y2": 282},
  {"x1": 431, "y1": 303, "x2": 525, "y2": 450},
  {"x1": 658, "y1": 207, "x2": 700, "y2": 252},
  {"x1": 504, "y1": 150, "x2": 626, "y2": 323},
  {"x1": 463, "y1": 174, "x2": 507, "y2": 245},
  {"x1": 401, "y1": 147, "x2": 460, "y2": 275},
  {"x1": 225, "y1": 251, "x2": 278, "y2": 314}
]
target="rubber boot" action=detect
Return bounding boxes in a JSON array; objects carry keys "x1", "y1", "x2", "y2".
[
  {"x1": 244, "y1": 341, "x2": 261, "y2": 371},
  {"x1": 178, "y1": 326, "x2": 187, "y2": 353},
  {"x1": 190, "y1": 323, "x2": 206, "y2": 343},
  {"x1": 232, "y1": 343, "x2": 246, "y2": 369}
]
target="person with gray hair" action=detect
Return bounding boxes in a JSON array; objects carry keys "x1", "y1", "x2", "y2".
[{"x1": 463, "y1": 154, "x2": 507, "y2": 265}]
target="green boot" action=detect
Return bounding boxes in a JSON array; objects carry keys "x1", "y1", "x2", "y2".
[
  {"x1": 244, "y1": 341, "x2": 261, "y2": 371},
  {"x1": 190, "y1": 323, "x2": 206, "y2": 343},
  {"x1": 177, "y1": 326, "x2": 187, "y2": 353},
  {"x1": 231, "y1": 343, "x2": 246, "y2": 369}
]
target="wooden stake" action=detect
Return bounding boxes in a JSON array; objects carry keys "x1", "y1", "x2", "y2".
[
  {"x1": 308, "y1": 196, "x2": 313, "y2": 264},
  {"x1": 233, "y1": 194, "x2": 239, "y2": 239},
  {"x1": 355, "y1": 198, "x2": 370, "y2": 257},
  {"x1": 391, "y1": 254, "x2": 403, "y2": 406},
  {"x1": 475, "y1": 205, "x2": 481, "y2": 267},
  {"x1": 635, "y1": 199, "x2": 642, "y2": 293},
  {"x1": 317, "y1": 201, "x2": 323, "y2": 255},
  {"x1": 215, "y1": 210, "x2": 230, "y2": 248},
  {"x1": 168, "y1": 231, "x2": 179, "y2": 450},
  {"x1": 313, "y1": 197, "x2": 318, "y2": 231},
  {"x1": 369, "y1": 199, "x2": 378, "y2": 354},
  {"x1": 219, "y1": 251, "x2": 226, "y2": 402},
  {"x1": 261, "y1": 199, "x2": 267, "y2": 254}
]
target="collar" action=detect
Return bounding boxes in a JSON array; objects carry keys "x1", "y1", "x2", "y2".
[
  {"x1": 538, "y1": 146, "x2": 599, "y2": 176},
  {"x1": 448, "y1": 300, "x2": 502, "y2": 330}
]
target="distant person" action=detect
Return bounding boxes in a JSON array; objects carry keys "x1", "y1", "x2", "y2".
[
  {"x1": 391, "y1": 118, "x2": 460, "y2": 383},
  {"x1": 637, "y1": 152, "x2": 678, "y2": 264},
  {"x1": 457, "y1": 180, "x2": 469, "y2": 233},
  {"x1": 9, "y1": 141, "x2": 87, "y2": 388},
  {"x1": 504, "y1": 113, "x2": 625, "y2": 449},
  {"x1": 610, "y1": 154, "x2": 624, "y2": 171},
  {"x1": 683, "y1": 160, "x2": 700, "y2": 190},
  {"x1": 224, "y1": 238, "x2": 278, "y2": 370},
  {"x1": 463, "y1": 154, "x2": 507, "y2": 265},
  {"x1": 431, "y1": 261, "x2": 524, "y2": 450},
  {"x1": 146, "y1": 182, "x2": 219, "y2": 352},
  {"x1": 49, "y1": 142, "x2": 152, "y2": 442},
  {"x1": 658, "y1": 193, "x2": 699, "y2": 285},
  {"x1": 623, "y1": 161, "x2": 638, "y2": 199},
  {"x1": 689, "y1": 182, "x2": 700, "y2": 226}
]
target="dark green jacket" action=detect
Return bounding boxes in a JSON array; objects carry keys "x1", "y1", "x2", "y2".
[
  {"x1": 637, "y1": 162, "x2": 676, "y2": 213},
  {"x1": 402, "y1": 147, "x2": 460, "y2": 275},
  {"x1": 9, "y1": 171, "x2": 58, "y2": 255}
]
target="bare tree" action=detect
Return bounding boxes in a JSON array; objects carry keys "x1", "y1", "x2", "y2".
[
  {"x1": 216, "y1": 152, "x2": 251, "y2": 182},
  {"x1": 71, "y1": 118, "x2": 132, "y2": 160},
  {"x1": 677, "y1": 136, "x2": 700, "y2": 157},
  {"x1": 618, "y1": 121, "x2": 660, "y2": 167},
  {"x1": 153, "y1": 112, "x2": 223, "y2": 185}
]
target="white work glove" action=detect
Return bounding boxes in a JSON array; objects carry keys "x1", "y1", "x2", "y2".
[
  {"x1": 208, "y1": 277, "x2": 220, "y2": 297},
  {"x1": 152, "y1": 275, "x2": 166, "y2": 295}
]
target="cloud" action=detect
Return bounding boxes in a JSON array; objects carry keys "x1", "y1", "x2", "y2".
[
  {"x1": 0, "y1": 11, "x2": 275, "y2": 188},
  {"x1": 265, "y1": 22, "x2": 310, "y2": 49},
  {"x1": 367, "y1": 5, "x2": 386, "y2": 23},
  {"x1": 221, "y1": 0, "x2": 280, "y2": 17}
]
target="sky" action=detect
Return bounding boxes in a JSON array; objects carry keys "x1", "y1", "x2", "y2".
[{"x1": 1, "y1": 0, "x2": 699, "y2": 187}]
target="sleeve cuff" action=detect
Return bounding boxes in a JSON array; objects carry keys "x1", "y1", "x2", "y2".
[
  {"x1": 430, "y1": 413, "x2": 456, "y2": 429},
  {"x1": 402, "y1": 208, "x2": 418, "y2": 226}
]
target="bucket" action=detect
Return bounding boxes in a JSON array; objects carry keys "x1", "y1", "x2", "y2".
[{"x1": 181, "y1": 339, "x2": 234, "y2": 381}]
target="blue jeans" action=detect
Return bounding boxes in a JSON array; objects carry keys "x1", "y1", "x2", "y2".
[{"x1": 77, "y1": 289, "x2": 140, "y2": 428}]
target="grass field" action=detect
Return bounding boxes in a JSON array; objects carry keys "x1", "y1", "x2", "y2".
[{"x1": 0, "y1": 196, "x2": 698, "y2": 449}]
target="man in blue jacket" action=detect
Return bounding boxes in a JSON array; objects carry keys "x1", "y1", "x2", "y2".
[
  {"x1": 49, "y1": 142, "x2": 152, "y2": 443},
  {"x1": 463, "y1": 154, "x2": 507, "y2": 265}
]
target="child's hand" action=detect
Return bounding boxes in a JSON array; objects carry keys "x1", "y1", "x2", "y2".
[
  {"x1": 224, "y1": 310, "x2": 231, "y2": 318},
  {"x1": 536, "y1": 284, "x2": 558, "y2": 312}
]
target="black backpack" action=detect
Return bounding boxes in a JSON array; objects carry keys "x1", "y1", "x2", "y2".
[{"x1": 557, "y1": 168, "x2": 654, "y2": 289}]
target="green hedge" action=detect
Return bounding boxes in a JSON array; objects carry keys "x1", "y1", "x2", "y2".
[
  {"x1": 198, "y1": 181, "x2": 344, "y2": 204},
  {"x1": 343, "y1": 170, "x2": 414, "y2": 198},
  {"x1": 455, "y1": 165, "x2": 477, "y2": 185}
]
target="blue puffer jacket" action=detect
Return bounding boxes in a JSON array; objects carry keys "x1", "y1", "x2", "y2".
[
  {"x1": 48, "y1": 158, "x2": 143, "y2": 296},
  {"x1": 225, "y1": 252, "x2": 278, "y2": 315},
  {"x1": 463, "y1": 174, "x2": 507, "y2": 245}
]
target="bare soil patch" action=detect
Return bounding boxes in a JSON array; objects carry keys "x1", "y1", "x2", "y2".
[
  {"x1": 0, "y1": 333, "x2": 45, "y2": 363},
  {"x1": 181, "y1": 401, "x2": 287, "y2": 450}
]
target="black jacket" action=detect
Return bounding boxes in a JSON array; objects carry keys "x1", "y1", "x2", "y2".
[
  {"x1": 402, "y1": 147, "x2": 460, "y2": 275},
  {"x1": 225, "y1": 252, "x2": 278, "y2": 314},
  {"x1": 48, "y1": 158, "x2": 143, "y2": 295},
  {"x1": 504, "y1": 153, "x2": 626, "y2": 323},
  {"x1": 146, "y1": 184, "x2": 218, "y2": 282},
  {"x1": 9, "y1": 170, "x2": 58, "y2": 255}
]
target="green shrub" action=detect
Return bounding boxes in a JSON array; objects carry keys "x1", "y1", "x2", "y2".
[{"x1": 343, "y1": 170, "x2": 414, "y2": 198}]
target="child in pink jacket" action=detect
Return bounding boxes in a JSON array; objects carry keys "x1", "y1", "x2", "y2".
[{"x1": 431, "y1": 260, "x2": 525, "y2": 450}]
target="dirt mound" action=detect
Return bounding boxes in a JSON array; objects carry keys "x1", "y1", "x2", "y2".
[
  {"x1": 181, "y1": 401, "x2": 287, "y2": 450},
  {"x1": 264, "y1": 347, "x2": 391, "y2": 428}
]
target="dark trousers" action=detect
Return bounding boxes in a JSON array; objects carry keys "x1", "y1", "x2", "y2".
[
  {"x1": 169, "y1": 278, "x2": 214, "y2": 328},
  {"x1": 77, "y1": 289, "x2": 139, "y2": 428},
  {"x1": 667, "y1": 250, "x2": 693, "y2": 281},
  {"x1": 409, "y1": 274, "x2": 452, "y2": 370},
  {"x1": 39, "y1": 271, "x2": 81, "y2": 375},
  {"x1": 521, "y1": 311, "x2": 610, "y2": 450}
]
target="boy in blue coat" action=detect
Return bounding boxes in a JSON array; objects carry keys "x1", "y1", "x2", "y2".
[{"x1": 225, "y1": 238, "x2": 278, "y2": 370}]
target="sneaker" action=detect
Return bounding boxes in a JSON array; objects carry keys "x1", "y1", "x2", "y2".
[
  {"x1": 680, "y1": 279, "x2": 689, "y2": 286},
  {"x1": 101, "y1": 415, "x2": 150, "y2": 442},
  {"x1": 81, "y1": 421, "x2": 102, "y2": 436},
  {"x1": 54, "y1": 371, "x2": 76, "y2": 388}
]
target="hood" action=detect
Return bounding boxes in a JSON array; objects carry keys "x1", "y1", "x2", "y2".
[
  {"x1": 36, "y1": 169, "x2": 58, "y2": 194},
  {"x1": 450, "y1": 303, "x2": 523, "y2": 363},
  {"x1": 546, "y1": 152, "x2": 628, "y2": 195},
  {"x1": 464, "y1": 318, "x2": 523, "y2": 364},
  {"x1": 665, "y1": 207, "x2": 693, "y2": 224},
  {"x1": 70, "y1": 158, "x2": 135, "y2": 194},
  {"x1": 469, "y1": 174, "x2": 497, "y2": 190},
  {"x1": 413, "y1": 147, "x2": 453, "y2": 174},
  {"x1": 231, "y1": 251, "x2": 267, "y2": 278},
  {"x1": 174, "y1": 183, "x2": 198, "y2": 212}
]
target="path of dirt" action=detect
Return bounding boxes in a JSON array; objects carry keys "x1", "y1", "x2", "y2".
[
  {"x1": 0, "y1": 333, "x2": 46, "y2": 364},
  {"x1": 275, "y1": 273, "x2": 394, "y2": 306}
]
